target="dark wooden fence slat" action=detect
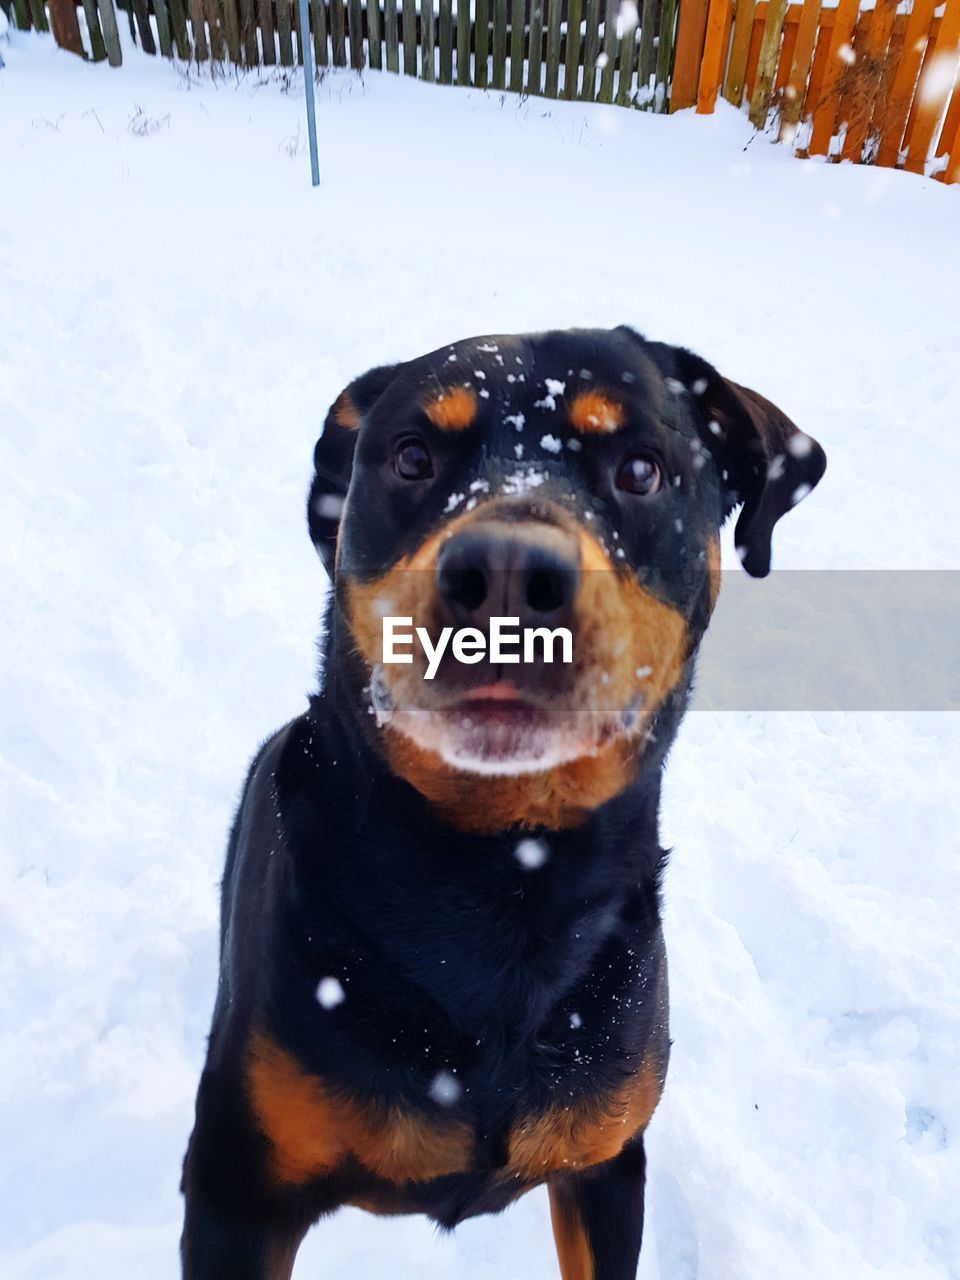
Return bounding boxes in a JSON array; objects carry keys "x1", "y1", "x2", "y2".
[
  {"x1": 329, "y1": 0, "x2": 345, "y2": 65},
  {"x1": 563, "y1": 0, "x2": 582, "y2": 97},
  {"x1": 581, "y1": 0, "x2": 601, "y2": 100},
  {"x1": 99, "y1": 0, "x2": 124, "y2": 62},
  {"x1": 656, "y1": 0, "x2": 678, "y2": 108},
  {"x1": 456, "y1": 0, "x2": 469, "y2": 82},
  {"x1": 310, "y1": 0, "x2": 328, "y2": 65},
  {"x1": 368, "y1": 0, "x2": 383, "y2": 68},
  {"x1": 27, "y1": 0, "x2": 49, "y2": 31},
  {"x1": 166, "y1": 0, "x2": 191, "y2": 56},
  {"x1": 492, "y1": 0, "x2": 507, "y2": 87},
  {"x1": 276, "y1": 0, "x2": 294, "y2": 62},
  {"x1": 205, "y1": 0, "x2": 225, "y2": 59},
  {"x1": 219, "y1": 0, "x2": 241, "y2": 61},
  {"x1": 237, "y1": 0, "x2": 257, "y2": 63},
  {"x1": 224, "y1": 0, "x2": 244, "y2": 61},
  {"x1": 527, "y1": 0, "x2": 544, "y2": 92},
  {"x1": 598, "y1": 0, "x2": 618, "y2": 101},
  {"x1": 437, "y1": 0, "x2": 453, "y2": 80},
  {"x1": 616, "y1": 22, "x2": 637, "y2": 104},
  {"x1": 347, "y1": 0, "x2": 362, "y2": 66},
  {"x1": 544, "y1": 0, "x2": 561, "y2": 95},
  {"x1": 384, "y1": 0, "x2": 399, "y2": 70},
  {"x1": 475, "y1": 0, "x2": 489, "y2": 86},
  {"x1": 257, "y1": 0, "x2": 275, "y2": 61},
  {"x1": 421, "y1": 0, "x2": 435, "y2": 79},
  {"x1": 151, "y1": 0, "x2": 173, "y2": 54},
  {"x1": 122, "y1": 0, "x2": 136, "y2": 44},
  {"x1": 402, "y1": 0, "x2": 417, "y2": 72},
  {"x1": 637, "y1": 0, "x2": 657, "y2": 98},
  {"x1": 11, "y1": 0, "x2": 31, "y2": 31},
  {"x1": 80, "y1": 0, "x2": 109, "y2": 58},
  {"x1": 509, "y1": 0, "x2": 524, "y2": 90},
  {"x1": 439, "y1": 0, "x2": 453, "y2": 81}
]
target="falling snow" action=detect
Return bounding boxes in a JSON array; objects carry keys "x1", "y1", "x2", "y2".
[
  {"x1": 514, "y1": 838, "x2": 549, "y2": 869},
  {"x1": 428, "y1": 1071, "x2": 462, "y2": 1106},
  {"x1": 316, "y1": 977, "x2": 346, "y2": 1009}
]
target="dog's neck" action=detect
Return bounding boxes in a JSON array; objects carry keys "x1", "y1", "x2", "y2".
[{"x1": 295, "y1": 660, "x2": 673, "y2": 1032}]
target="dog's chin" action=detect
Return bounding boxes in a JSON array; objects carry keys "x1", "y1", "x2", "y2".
[{"x1": 385, "y1": 697, "x2": 640, "y2": 778}]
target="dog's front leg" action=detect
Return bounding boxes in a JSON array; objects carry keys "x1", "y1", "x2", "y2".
[
  {"x1": 547, "y1": 1137, "x2": 647, "y2": 1280},
  {"x1": 180, "y1": 1186, "x2": 306, "y2": 1280}
]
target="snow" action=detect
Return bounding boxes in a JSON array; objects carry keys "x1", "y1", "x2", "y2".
[
  {"x1": 1, "y1": 31, "x2": 959, "y2": 1280},
  {"x1": 514, "y1": 837, "x2": 550, "y2": 869},
  {"x1": 316, "y1": 977, "x2": 347, "y2": 1009},
  {"x1": 428, "y1": 1070, "x2": 463, "y2": 1106}
]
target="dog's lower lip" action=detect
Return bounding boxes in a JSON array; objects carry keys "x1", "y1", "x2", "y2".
[
  {"x1": 447, "y1": 695, "x2": 545, "y2": 731},
  {"x1": 458, "y1": 682, "x2": 524, "y2": 703}
]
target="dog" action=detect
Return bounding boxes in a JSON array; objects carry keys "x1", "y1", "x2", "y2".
[{"x1": 181, "y1": 326, "x2": 826, "y2": 1279}]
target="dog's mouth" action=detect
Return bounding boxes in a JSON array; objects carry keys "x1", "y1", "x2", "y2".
[{"x1": 371, "y1": 669, "x2": 645, "y2": 776}]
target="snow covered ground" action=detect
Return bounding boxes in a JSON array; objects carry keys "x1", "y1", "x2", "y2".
[{"x1": 2, "y1": 29, "x2": 959, "y2": 1280}]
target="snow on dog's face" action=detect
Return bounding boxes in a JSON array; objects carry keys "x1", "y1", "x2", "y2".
[{"x1": 308, "y1": 328, "x2": 826, "y2": 831}]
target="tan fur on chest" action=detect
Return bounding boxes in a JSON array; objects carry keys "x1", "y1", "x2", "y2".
[
  {"x1": 507, "y1": 1055, "x2": 663, "y2": 1178},
  {"x1": 247, "y1": 1034, "x2": 662, "y2": 1191},
  {"x1": 246, "y1": 1034, "x2": 473, "y2": 1186}
]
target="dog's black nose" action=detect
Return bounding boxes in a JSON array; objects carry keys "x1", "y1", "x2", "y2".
[{"x1": 435, "y1": 525, "x2": 580, "y2": 629}]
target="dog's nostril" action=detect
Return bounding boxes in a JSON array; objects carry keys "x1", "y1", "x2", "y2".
[
  {"x1": 437, "y1": 561, "x2": 489, "y2": 613},
  {"x1": 526, "y1": 567, "x2": 567, "y2": 614}
]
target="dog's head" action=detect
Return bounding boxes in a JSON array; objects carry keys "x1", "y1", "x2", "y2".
[{"x1": 308, "y1": 328, "x2": 825, "y2": 830}]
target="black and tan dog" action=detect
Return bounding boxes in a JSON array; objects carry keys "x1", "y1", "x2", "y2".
[{"x1": 181, "y1": 326, "x2": 825, "y2": 1279}]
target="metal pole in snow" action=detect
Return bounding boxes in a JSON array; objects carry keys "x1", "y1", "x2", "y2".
[{"x1": 297, "y1": 0, "x2": 321, "y2": 187}]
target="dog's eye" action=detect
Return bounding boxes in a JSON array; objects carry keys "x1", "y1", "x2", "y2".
[
  {"x1": 616, "y1": 453, "x2": 662, "y2": 496},
  {"x1": 394, "y1": 438, "x2": 434, "y2": 481}
]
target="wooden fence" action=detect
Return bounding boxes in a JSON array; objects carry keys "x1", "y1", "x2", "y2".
[{"x1": 5, "y1": 0, "x2": 960, "y2": 182}]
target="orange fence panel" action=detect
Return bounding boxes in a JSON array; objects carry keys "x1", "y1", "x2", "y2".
[
  {"x1": 808, "y1": 0, "x2": 859, "y2": 154},
  {"x1": 672, "y1": 0, "x2": 712, "y2": 109},
  {"x1": 743, "y1": 7, "x2": 766, "y2": 101},
  {"x1": 937, "y1": 79, "x2": 960, "y2": 160},
  {"x1": 874, "y1": 0, "x2": 938, "y2": 166},
  {"x1": 943, "y1": 107, "x2": 960, "y2": 181},
  {"x1": 780, "y1": 0, "x2": 821, "y2": 139},
  {"x1": 905, "y1": 0, "x2": 960, "y2": 172},
  {"x1": 698, "y1": 0, "x2": 734, "y2": 112},
  {"x1": 776, "y1": 16, "x2": 800, "y2": 93},
  {"x1": 749, "y1": 0, "x2": 789, "y2": 125},
  {"x1": 723, "y1": 0, "x2": 758, "y2": 104},
  {"x1": 842, "y1": 0, "x2": 897, "y2": 161}
]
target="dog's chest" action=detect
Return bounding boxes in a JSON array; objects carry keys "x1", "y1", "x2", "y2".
[{"x1": 246, "y1": 1026, "x2": 663, "y2": 1207}]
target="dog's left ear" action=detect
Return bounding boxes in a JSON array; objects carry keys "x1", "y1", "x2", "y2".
[
  {"x1": 307, "y1": 362, "x2": 402, "y2": 578},
  {"x1": 673, "y1": 348, "x2": 827, "y2": 578}
]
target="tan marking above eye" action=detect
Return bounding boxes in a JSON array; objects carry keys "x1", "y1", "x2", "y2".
[
  {"x1": 424, "y1": 386, "x2": 478, "y2": 431},
  {"x1": 569, "y1": 391, "x2": 625, "y2": 434}
]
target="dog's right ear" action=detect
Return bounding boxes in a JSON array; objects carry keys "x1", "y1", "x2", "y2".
[{"x1": 307, "y1": 362, "x2": 401, "y2": 578}]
